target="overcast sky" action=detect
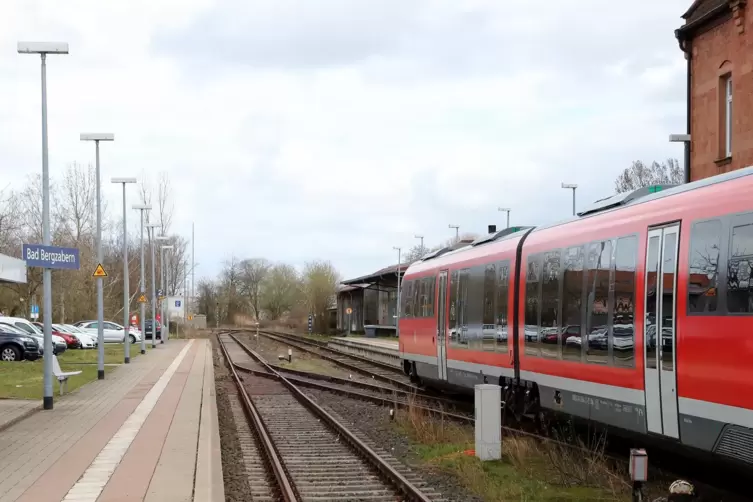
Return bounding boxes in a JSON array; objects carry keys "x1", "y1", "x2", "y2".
[{"x1": 3, "y1": 0, "x2": 690, "y2": 282}]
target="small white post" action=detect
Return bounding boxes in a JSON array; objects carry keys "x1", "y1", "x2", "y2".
[
  {"x1": 288, "y1": 348, "x2": 292, "y2": 363},
  {"x1": 475, "y1": 384, "x2": 501, "y2": 461}
]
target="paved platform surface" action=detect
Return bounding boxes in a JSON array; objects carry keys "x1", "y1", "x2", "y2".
[
  {"x1": 0, "y1": 339, "x2": 224, "y2": 502},
  {"x1": 0, "y1": 400, "x2": 41, "y2": 432},
  {"x1": 333, "y1": 336, "x2": 399, "y2": 351}
]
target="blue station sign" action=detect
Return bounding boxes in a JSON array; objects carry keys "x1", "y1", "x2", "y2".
[{"x1": 22, "y1": 244, "x2": 80, "y2": 270}]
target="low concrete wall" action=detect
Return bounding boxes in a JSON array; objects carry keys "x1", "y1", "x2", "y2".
[{"x1": 327, "y1": 338, "x2": 401, "y2": 368}]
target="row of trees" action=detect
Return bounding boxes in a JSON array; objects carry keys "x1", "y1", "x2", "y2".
[
  {"x1": 0, "y1": 163, "x2": 190, "y2": 323},
  {"x1": 195, "y1": 258, "x2": 341, "y2": 332}
]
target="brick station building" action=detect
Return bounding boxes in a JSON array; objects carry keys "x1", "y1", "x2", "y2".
[{"x1": 676, "y1": 0, "x2": 753, "y2": 181}]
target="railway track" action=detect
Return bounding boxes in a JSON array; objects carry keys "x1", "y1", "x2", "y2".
[
  {"x1": 249, "y1": 329, "x2": 417, "y2": 391},
  {"x1": 217, "y1": 331, "x2": 445, "y2": 501}
]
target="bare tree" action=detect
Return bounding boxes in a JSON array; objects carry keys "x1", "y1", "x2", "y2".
[
  {"x1": 239, "y1": 258, "x2": 270, "y2": 321},
  {"x1": 300, "y1": 260, "x2": 340, "y2": 332},
  {"x1": 157, "y1": 172, "x2": 173, "y2": 235},
  {"x1": 614, "y1": 158, "x2": 683, "y2": 193},
  {"x1": 261, "y1": 264, "x2": 300, "y2": 320},
  {"x1": 59, "y1": 162, "x2": 97, "y2": 243}
]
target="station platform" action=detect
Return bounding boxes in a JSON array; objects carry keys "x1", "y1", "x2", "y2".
[
  {"x1": 329, "y1": 336, "x2": 400, "y2": 368},
  {"x1": 333, "y1": 336, "x2": 399, "y2": 351},
  {"x1": 0, "y1": 339, "x2": 223, "y2": 502}
]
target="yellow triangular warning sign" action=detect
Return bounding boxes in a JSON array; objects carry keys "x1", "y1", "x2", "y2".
[
  {"x1": 138, "y1": 294, "x2": 147, "y2": 303},
  {"x1": 92, "y1": 263, "x2": 107, "y2": 277}
]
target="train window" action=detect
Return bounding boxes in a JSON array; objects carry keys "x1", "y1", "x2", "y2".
[
  {"x1": 495, "y1": 261, "x2": 510, "y2": 353},
  {"x1": 425, "y1": 276, "x2": 436, "y2": 317},
  {"x1": 457, "y1": 269, "x2": 471, "y2": 348},
  {"x1": 417, "y1": 279, "x2": 427, "y2": 317},
  {"x1": 612, "y1": 236, "x2": 637, "y2": 367},
  {"x1": 482, "y1": 264, "x2": 496, "y2": 352},
  {"x1": 688, "y1": 220, "x2": 722, "y2": 314},
  {"x1": 727, "y1": 223, "x2": 753, "y2": 313},
  {"x1": 585, "y1": 241, "x2": 612, "y2": 364},
  {"x1": 466, "y1": 266, "x2": 485, "y2": 350},
  {"x1": 449, "y1": 270, "x2": 460, "y2": 346},
  {"x1": 540, "y1": 250, "x2": 561, "y2": 358},
  {"x1": 562, "y1": 246, "x2": 585, "y2": 361},
  {"x1": 525, "y1": 254, "x2": 542, "y2": 356},
  {"x1": 645, "y1": 235, "x2": 661, "y2": 370},
  {"x1": 402, "y1": 280, "x2": 413, "y2": 318}
]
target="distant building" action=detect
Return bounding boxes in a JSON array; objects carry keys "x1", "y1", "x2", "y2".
[{"x1": 676, "y1": 0, "x2": 753, "y2": 181}]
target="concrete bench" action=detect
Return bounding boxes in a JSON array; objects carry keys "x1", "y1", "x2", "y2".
[{"x1": 52, "y1": 355, "x2": 82, "y2": 396}]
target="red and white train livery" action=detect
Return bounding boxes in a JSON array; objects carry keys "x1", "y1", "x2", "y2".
[{"x1": 399, "y1": 167, "x2": 753, "y2": 466}]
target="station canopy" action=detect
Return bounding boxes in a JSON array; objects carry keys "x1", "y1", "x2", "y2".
[
  {"x1": 340, "y1": 263, "x2": 410, "y2": 288},
  {"x1": 0, "y1": 253, "x2": 27, "y2": 284}
]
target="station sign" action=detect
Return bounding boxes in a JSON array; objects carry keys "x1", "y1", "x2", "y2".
[{"x1": 23, "y1": 244, "x2": 80, "y2": 270}]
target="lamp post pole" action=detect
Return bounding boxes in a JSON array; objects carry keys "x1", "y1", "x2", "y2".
[
  {"x1": 448, "y1": 224, "x2": 459, "y2": 242},
  {"x1": 561, "y1": 183, "x2": 578, "y2": 216},
  {"x1": 133, "y1": 204, "x2": 152, "y2": 354},
  {"x1": 81, "y1": 132, "x2": 114, "y2": 380},
  {"x1": 393, "y1": 246, "x2": 402, "y2": 331},
  {"x1": 112, "y1": 178, "x2": 136, "y2": 363},
  {"x1": 147, "y1": 224, "x2": 160, "y2": 348},
  {"x1": 498, "y1": 207, "x2": 511, "y2": 228},
  {"x1": 18, "y1": 41, "x2": 69, "y2": 409}
]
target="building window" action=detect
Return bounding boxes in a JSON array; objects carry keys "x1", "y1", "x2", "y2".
[{"x1": 724, "y1": 75, "x2": 732, "y2": 158}]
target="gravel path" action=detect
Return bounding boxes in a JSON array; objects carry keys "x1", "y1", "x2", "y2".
[
  {"x1": 211, "y1": 338, "x2": 254, "y2": 502},
  {"x1": 305, "y1": 388, "x2": 483, "y2": 502}
]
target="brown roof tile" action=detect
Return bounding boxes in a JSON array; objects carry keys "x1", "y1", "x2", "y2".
[{"x1": 682, "y1": 0, "x2": 727, "y2": 23}]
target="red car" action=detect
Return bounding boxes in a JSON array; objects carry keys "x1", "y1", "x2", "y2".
[{"x1": 33, "y1": 322, "x2": 81, "y2": 349}]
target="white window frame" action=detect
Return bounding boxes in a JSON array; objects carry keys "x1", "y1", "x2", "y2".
[{"x1": 725, "y1": 76, "x2": 732, "y2": 157}]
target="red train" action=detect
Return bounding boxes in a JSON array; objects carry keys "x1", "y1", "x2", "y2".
[{"x1": 399, "y1": 167, "x2": 753, "y2": 466}]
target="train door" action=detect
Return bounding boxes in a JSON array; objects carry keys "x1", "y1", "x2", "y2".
[
  {"x1": 436, "y1": 270, "x2": 449, "y2": 381},
  {"x1": 643, "y1": 224, "x2": 680, "y2": 438}
]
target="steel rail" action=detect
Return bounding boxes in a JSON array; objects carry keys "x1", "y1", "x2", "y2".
[
  {"x1": 260, "y1": 329, "x2": 403, "y2": 373},
  {"x1": 251, "y1": 330, "x2": 418, "y2": 391},
  {"x1": 216, "y1": 332, "x2": 298, "y2": 502},
  {"x1": 228, "y1": 332, "x2": 434, "y2": 502}
]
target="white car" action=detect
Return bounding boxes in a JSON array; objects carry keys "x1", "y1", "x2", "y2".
[
  {"x1": 54, "y1": 324, "x2": 96, "y2": 349},
  {"x1": 60, "y1": 324, "x2": 98, "y2": 348},
  {"x1": 0, "y1": 317, "x2": 68, "y2": 354},
  {"x1": 75, "y1": 320, "x2": 142, "y2": 344}
]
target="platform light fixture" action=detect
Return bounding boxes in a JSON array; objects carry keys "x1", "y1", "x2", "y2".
[
  {"x1": 448, "y1": 224, "x2": 459, "y2": 242},
  {"x1": 18, "y1": 41, "x2": 69, "y2": 410},
  {"x1": 112, "y1": 178, "x2": 137, "y2": 364},
  {"x1": 133, "y1": 203, "x2": 152, "y2": 355},
  {"x1": 498, "y1": 207, "x2": 511, "y2": 228},
  {"x1": 561, "y1": 183, "x2": 578, "y2": 216}
]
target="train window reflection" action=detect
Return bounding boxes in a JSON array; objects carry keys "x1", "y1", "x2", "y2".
[
  {"x1": 727, "y1": 223, "x2": 753, "y2": 313},
  {"x1": 403, "y1": 281, "x2": 413, "y2": 318},
  {"x1": 645, "y1": 235, "x2": 661, "y2": 370},
  {"x1": 482, "y1": 264, "x2": 496, "y2": 352},
  {"x1": 495, "y1": 262, "x2": 510, "y2": 353},
  {"x1": 612, "y1": 236, "x2": 637, "y2": 367},
  {"x1": 562, "y1": 246, "x2": 584, "y2": 361},
  {"x1": 449, "y1": 271, "x2": 460, "y2": 347},
  {"x1": 586, "y1": 241, "x2": 612, "y2": 364},
  {"x1": 688, "y1": 220, "x2": 721, "y2": 314},
  {"x1": 540, "y1": 251, "x2": 561, "y2": 358},
  {"x1": 661, "y1": 232, "x2": 677, "y2": 372},
  {"x1": 525, "y1": 255, "x2": 542, "y2": 356}
]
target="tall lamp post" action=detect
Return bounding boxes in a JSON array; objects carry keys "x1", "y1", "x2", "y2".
[
  {"x1": 157, "y1": 239, "x2": 174, "y2": 343},
  {"x1": 561, "y1": 183, "x2": 578, "y2": 216},
  {"x1": 112, "y1": 178, "x2": 136, "y2": 363},
  {"x1": 669, "y1": 133, "x2": 691, "y2": 183},
  {"x1": 17, "y1": 41, "x2": 68, "y2": 409},
  {"x1": 448, "y1": 224, "x2": 459, "y2": 243},
  {"x1": 133, "y1": 204, "x2": 152, "y2": 354},
  {"x1": 414, "y1": 234, "x2": 424, "y2": 257},
  {"x1": 498, "y1": 207, "x2": 511, "y2": 228},
  {"x1": 146, "y1": 223, "x2": 160, "y2": 348},
  {"x1": 80, "y1": 132, "x2": 114, "y2": 380}
]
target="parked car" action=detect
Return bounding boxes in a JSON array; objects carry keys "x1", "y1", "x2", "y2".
[
  {"x1": 74, "y1": 320, "x2": 142, "y2": 344},
  {"x1": 0, "y1": 326, "x2": 41, "y2": 361},
  {"x1": 143, "y1": 319, "x2": 162, "y2": 340},
  {"x1": 0, "y1": 317, "x2": 67, "y2": 355},
  {"x1": 58, "y1": 324, "x2": 97, "y2": 349},
  {"x1": 33, "y1": 322, "x2": 81, "y2": 349}
]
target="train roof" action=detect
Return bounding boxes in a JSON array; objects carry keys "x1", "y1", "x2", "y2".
[
  {"x1": 532, "y1": 165, "x2": 753, "y2": 234},
  {"x1": 404, "y1": 165, "x2": 753, "y2": 275}
]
